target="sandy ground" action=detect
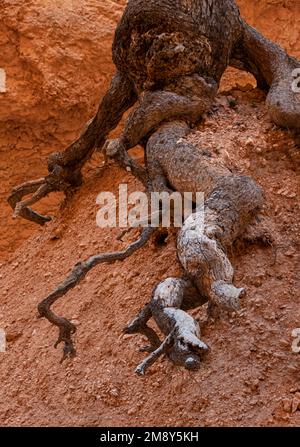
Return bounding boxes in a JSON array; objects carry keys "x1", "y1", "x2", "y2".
[{"x1": 0, "y1": 0, "x2": 299, "y2": 427}]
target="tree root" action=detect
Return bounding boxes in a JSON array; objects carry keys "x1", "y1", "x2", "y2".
[
  {"x1": 10, "y1": 0, "x2": 297, "y2": 374},
  {"x1": 123, "y1": 303, "x2": 161, "y2": 353},
  {"x1": 103, "y1": 139, "x2": 149, "y2": 189},
  {"x1": 9, "y1": 72, "x2": 138, "y2": 225},
  {"x1": 38, "y1": 227, "x2": 156, "y2": 362},
  {"x1": 127, "y1": 173, "x2": 269, "y2": 374},
  {"x1": 135, "y1": 332, "x2": 174, "y2": 376},
  {"x1": 178, "y1": 175, "x2": 264, "y2": 309},
  {"x1": 7, "y1": 177, "x2": 53, "y2": 225},
  {"x1": 127, "y1": 214, "x2": 274, "y2": 374},
  {"x1": 10, "y1": 2, "x2": 299, "y2": 224},
  {"x1": 231, "y1": 20, "x2": 300, "y2": 130},
  {"x1": 134, "y1": 277, "x2": 208, "y2": 375},
  {"x1": 125, "y1": 277, "x2": 208, "y2": 375},
  {"x1": 123, "y1": 121, "x2": 266, "y2": 374}
]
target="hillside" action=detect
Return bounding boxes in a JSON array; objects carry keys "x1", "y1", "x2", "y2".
[{"x1": 0, "y1": 0, "x2": 299, "y2": 427}]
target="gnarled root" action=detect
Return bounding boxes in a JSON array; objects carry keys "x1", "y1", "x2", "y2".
[
  {"x1": 105, "y1": 74, "x2": 217, "y2": 159},
  {"x1": 178, "y1": 175, "x2": 265, "y2": 311},
  {"x1": 133, "y1": 176, "x2": 265, "y2": 374},
  {"x1": 231, "y1": 20, "x2": 300, "y2": 130},
  {"x1": 124, "y1": 303, "x2": 161, "y2": 353},
  {"x1": 134, "y1": 277, "x2": 208, "y2": 375},
  {"x1": 9, "y1": 72, "x2": 138, "y2": 225},
  {"x1": 8, "y1": 178, "x2": 53, "y2": 226},
  {"x1": 38, "y1": 227, "x2": 155, "y2": 362},
  {"x1": 103, "y1": 139, "x2": 149, "y2": 188},
  {"x1": 119, "y1": 75, "x2": 217, "y2": 150},
  {"x1": 239, "y1": 215, "x2": 274, "y2": 247}
]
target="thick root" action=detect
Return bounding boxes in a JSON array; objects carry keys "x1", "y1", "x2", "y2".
[
  {"x1": 231, "y1": 20, "x2": 300, "y2": 130},
  {"x1": 178, "y1": 175, "x2": 264, "y2": 310}
]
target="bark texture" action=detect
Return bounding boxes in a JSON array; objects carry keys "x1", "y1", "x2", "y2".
[
  {"x1": 124, "y1": 122, "x2": 267, "y2": 374},
  {"x1": 9, "y1": 0, "x2": 299, "y2": 223}
]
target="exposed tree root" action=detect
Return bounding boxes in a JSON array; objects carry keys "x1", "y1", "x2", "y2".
[
  {"x1": 9, "y1": 1, "x2": 299, "y2": 224},
  {"x1": 10, "y1": 0, "x2": 298, "y2": 373},
  {"x1": 231, "y1": 20, "x2": 300, "y2": 130},
  {"x1": 38, "y1": 227, "x2": 155, "y2": 362},
  {"x1": 8, "y1": 178, "x2": 53, "y2": 225},
  {"x1": 125, "y1": 216, "x2": 274, "y2": 374},
  {"x1": 9, "y1": 72, "x2": 138, "y2": 224},
  {"x1": 125, "y1": 277, "x2": 208, "y2": 375},
  {"x1": 177, "y1": 175, "x2": 264, "y2": 308},
  {"x1": 38, "y1": 98, "x2": 271, "y2": 372},
  {"x1": 120, "y1": 120, "x2": 266, "y2": 374}
]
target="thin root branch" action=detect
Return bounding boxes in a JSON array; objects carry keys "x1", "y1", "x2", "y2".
[
  {"x1": 124, "y1": 303, "x2": 161, "y2": 351},
  {"x1": 38, "y1": 227, "x2": 156, "y2": 360},
  {"x1": 8, "y1": 177, "x2": 53, "y2": 225}
]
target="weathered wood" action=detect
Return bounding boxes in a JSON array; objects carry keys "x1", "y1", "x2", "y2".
[
  {"x1": 124, "y1": 122, "x2": 265, "y2": 374},
  {"x1": 38, "y1": 227, "x2": 156, "y2": 362},
  {"x1": 9, "y1": 0, "x2": 299, "y2": 223},
  {"x1": 9, "y1": 1, "x2": 297, "y2": 371},
  {"x1": 231, "y1": 20, "x2": 300, "y2": 129}
]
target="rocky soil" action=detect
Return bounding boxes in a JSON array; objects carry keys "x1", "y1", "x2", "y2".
[{"x1": 0, "y1": 0, "x2": 299, "y2": 427}]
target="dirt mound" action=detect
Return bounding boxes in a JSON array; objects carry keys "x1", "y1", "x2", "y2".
[{"x1": 0, "y1": 0, "x2": 299, "y2": 427}]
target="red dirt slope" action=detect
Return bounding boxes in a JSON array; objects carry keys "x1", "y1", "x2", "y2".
[
  {"x1": 0, "y1": 0, "x2": 299, "y2": 428},
  {"x1": 0, "y1": 84, "x2": 299, "y2": 426}
]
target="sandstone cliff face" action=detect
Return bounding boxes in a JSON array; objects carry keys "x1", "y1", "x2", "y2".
[{"x1": 0, "y1": 0, "x2": 299, "y2": 259}]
